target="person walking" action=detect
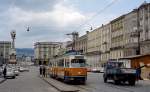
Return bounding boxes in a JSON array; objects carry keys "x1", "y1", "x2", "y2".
[
  {"x1": 43, "y1": 66, "x2": 46, "y2": 77},
  {"x1": 136, "y1": 67, "x2": 142, "y2": 80},
  {"x1": 39, "y1": 65, "x2": 42, "y2": 76},
  {"x1": 3, "y1": 66, "x2": 7, "y2": 79}
]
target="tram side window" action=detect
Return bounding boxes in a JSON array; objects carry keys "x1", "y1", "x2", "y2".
[
  {"x1": 65, "y1": 62, "x2": 69, "y2": 67},
  {"x1": 58, "y1": 59, "x2": 64, "y2": 67}
]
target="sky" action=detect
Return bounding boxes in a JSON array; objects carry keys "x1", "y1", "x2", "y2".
[{"x1": 0, "y1": 0, "x2": 149, "y2": 48}]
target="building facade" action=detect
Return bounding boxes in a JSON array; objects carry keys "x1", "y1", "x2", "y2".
[
  {"x1": 110, "y1": 15, "x2": 125, "y2": 59},
  {"x1": 75, "y1": 32, "x2": 88, "y2": 54},
  {"x1": 123, "y1": 10, "x2": 139, "y2": 57},
  {"x1": 138, "y1": 2, "x2": 150, "y2": 55},
  {"x1": 87, "y1": 26, "x2": 103, "y2": 68},
  {"x1": 100, "y1": 24, "x2": 111, "y2": 65},
  {"x1": 0, "y1": 41, "x2": 11, "y2": 65},
  {"x1": 34, "y1": 42, "x2": 61, "y2": 65}
]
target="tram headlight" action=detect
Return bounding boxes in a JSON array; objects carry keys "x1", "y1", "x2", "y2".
[{"x1": 78, "y1": 72, "x2": 81, "y2": 74}]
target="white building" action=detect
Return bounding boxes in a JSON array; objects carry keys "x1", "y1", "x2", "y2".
[
  {"x1": 34, "y1": 42, "x2": 62, "y2": 65},
  {"x1": 0, "y1": 41, "x2": 11, "y2": 65}
]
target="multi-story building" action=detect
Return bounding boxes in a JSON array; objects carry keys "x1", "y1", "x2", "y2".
[
  {"x1": 34, "y1": 42, "x2": 61, "y2": 65},
  {"x1": 100, "y1": 24, "x2": 111, "y2": 65},
  {"x1": 110, "y1": 15, "x2": 125, "y2": 59},
  {"x1": 0, "y1": 41, "x2": 11, "y2": 65},
  {"x1": 75, "y1": 31, "x2": 88, "y2": 54},
  {"x1": 87, "y1": 26, "x2": 103, "y2": 68},
  {"x1": 138, "y1": 2, "x2": 150, "y2": 55},
  {"x1": 123, "y1": 9, "x2": 139, "y2": 57}
]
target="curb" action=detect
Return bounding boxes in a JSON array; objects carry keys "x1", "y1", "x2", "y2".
[
  {"x1": 39, "y1": 76, "x2": 79, "y2": 92},
  {"x1": 0, "y1": 78, "x2": 6, "y2": 84}
]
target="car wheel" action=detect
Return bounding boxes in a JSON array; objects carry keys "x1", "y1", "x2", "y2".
[
  {"x1": 104, "y1": 77, "x2": 107, "y2": 83},
  {"x1": 13, "y1": 76, "x2": 16, "y2": 79},
  {"x1": 114, "y1": 80, "x2": 121, "y2": 85},
  {"x1": 128, "y1": 80, "x2": 135, "y2": 86}
]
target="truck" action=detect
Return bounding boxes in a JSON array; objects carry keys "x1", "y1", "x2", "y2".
[{"x1": 103, "y1": 60, "x2": 137, "y2": 85}]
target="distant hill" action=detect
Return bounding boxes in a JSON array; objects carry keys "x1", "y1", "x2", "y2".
[{"x1": 16, "y1": 48, "x2": 34, "y2": 57}]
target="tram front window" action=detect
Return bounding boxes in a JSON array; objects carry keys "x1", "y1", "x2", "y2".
[{"x1": 71, "y1": 59, "x2": 85, "y2": 67}]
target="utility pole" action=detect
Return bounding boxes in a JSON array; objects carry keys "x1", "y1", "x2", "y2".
[{"x1": 66, "y1": 32, "x2": 79, "y2": 50}]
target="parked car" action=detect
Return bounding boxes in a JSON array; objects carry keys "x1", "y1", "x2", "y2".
[
  {"x1": 0, "y1": 67, "x2": 3, "y2": 76},
  {"x1": 14, "y1": 69, "x2": 19, "y2": 76},
  {"x1": 19, "y1": 67, "x2": 29, "y2": 72},
  {"x1": 91, "y1": 67, "x2": 101, "y2": 73},
  {"x1": 6, "y1": 68, "x2": 16, "y2": 79},
  {"x1": 87, "y1": 67, "x2": 91, "y2": 72},
  {"x1": 23, "y1": 67, "x2": 29, "y2": 72}
]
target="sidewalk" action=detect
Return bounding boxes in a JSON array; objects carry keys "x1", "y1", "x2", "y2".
[
  {"x1": 138, "y1": 80, "x2": 150, "y2": 85},
  {"x1": 40, "y1": 76, "x2": 79, "y2": 92}
]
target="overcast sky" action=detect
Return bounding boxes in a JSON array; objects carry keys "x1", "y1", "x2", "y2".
[{"x1": 0, "y1": 0, "x2": 148, "y2": 48}]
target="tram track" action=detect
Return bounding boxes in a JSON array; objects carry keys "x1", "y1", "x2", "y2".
[{"x1": 40, "y1": 76, "x2": 79, "y2": 92}]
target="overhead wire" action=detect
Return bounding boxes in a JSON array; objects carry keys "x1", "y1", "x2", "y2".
[{"x1": 74, "y1": 0, "x2": 120, "y2": 32}]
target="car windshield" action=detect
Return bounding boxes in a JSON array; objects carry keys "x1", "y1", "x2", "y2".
[
  {"x1": 71, "y1": 59, "x2": 86, "y2": 67},
  {"x1": 7, "y1": 68, "x2": 13, "y2": 72}
]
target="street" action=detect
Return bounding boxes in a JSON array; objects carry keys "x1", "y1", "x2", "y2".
[
  {"x1": 0, "y1": 66, "x2": 58, "y2": 92},
  {"x1": 76, "y1": 73, "x2": 150, "y2": 92},
  {"x1": 0, "y1": 66, "x2": 149, "y2": 92}
]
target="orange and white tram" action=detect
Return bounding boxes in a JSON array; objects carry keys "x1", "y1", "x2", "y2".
[{"x1": 48, "y1": 54, "x2": 87, "y2": 84}]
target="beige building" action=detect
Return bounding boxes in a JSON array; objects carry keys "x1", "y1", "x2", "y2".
[
  {"x1": 100, "y1": 24, "x2": 111, "y2": 65},
  {"x1": 34, "y1": 42, "x2": 61, "y2": 65},
  {"x1": 138, "y1": 2, "x2": 150, "y2": 55},
  {"x1": 0, "y1": 41, "x2": 11, "y2": 65},
  {"x1": 110, "y1": 15, "x2": 125, "y2": 59},
  {"x1": 75, "y1": 32, "x2": 88, "y2": 54},
  {"x1": 87, "y1": 26, "x2": 103, "y2": 68},
  {"x1": 123, "y1": 9, "x2": 139, "y2": 57}
]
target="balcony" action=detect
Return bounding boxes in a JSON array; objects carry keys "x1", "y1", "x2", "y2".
[
  {"x1": 110, "y1": 46, "x2": 124, "y2": 50},
  {"x1": 124, "y1": 42, "x2": 138, "y2": 49}
]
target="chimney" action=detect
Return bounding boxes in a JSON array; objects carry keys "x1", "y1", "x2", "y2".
[{"x1": 86, "y1": 31, "x2": 89, "y2": 34}]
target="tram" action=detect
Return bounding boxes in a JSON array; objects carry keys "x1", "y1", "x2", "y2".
[{"x1": 48, "y1": 54, "x2": 87, "y2": 84}]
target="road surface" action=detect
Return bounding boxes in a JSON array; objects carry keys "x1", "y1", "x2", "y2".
[{"x1": 0, "y1": 66, "x2": 58, "y2": 92}]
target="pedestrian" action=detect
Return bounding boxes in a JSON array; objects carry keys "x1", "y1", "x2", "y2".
[
  {"x1": 3, "y1": 66, "x2": 7, "y2": 79},
  {"x1": 43, "y1": 66, "x2": 46, "y2": 77},
  {"x1": 39, "y1": 65, "x2": 42, "y2": 76},
  {"x1": 136, "y1": 67, "x2": 141, "y2": 80}
]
